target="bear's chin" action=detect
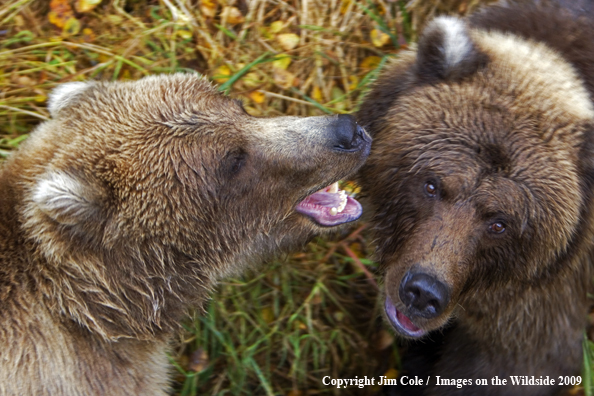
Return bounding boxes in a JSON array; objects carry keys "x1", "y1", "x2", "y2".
[
  {"x1": 384, "y1": 295, "x2": 428, "y2": 338},
  {"x1": 295, "y1": 181, "x2": 363, "y2": 227}
]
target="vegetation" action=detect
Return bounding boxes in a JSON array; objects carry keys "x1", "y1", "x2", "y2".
[{"x1": 0, "y1": 0, "x2": 591, "y2": 394}]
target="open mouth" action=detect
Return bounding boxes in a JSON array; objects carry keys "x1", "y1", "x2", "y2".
[
  {"x1": 384, "y1": 294, "x2": 427, "y2": 338},
  {"x1": 295, "y1": 182, "x2": 362, "y2": 227}
]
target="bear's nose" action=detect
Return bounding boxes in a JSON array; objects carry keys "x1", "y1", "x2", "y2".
[
  {"x1": 399, "y1": 272, "x2": 450, "y2": 319},
  {"x1": 331, "y1": 114, "x2": 369, "y2": 152}
]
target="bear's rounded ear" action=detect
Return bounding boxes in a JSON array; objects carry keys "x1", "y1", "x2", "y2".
[
  {"x1": 32, "y1": 171, "x2": 106, "y2": 228},
  {"x1": 48, "y1": 81, "x2": 94, "y2": 118},
  {"x1": 415, "y1": 16, "x2": 488, "y2": 82}
]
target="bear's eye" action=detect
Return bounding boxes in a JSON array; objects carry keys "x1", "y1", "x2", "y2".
[
  {"x1": 488, "y1": 222, "x2": 506, "y2": 234},
  {"x1": 424, "y1": 182, "x2": 437, "y2": 197},
  {"x1": 224, "y1": 149, "x2": 247, "y2": 177}
]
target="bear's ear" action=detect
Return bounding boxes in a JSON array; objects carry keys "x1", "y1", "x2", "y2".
[
  {"x1": 415, "y1": 16, "x2": 487, "y2": 82},
  {"x1": 48, "y1": 81, "x2": 94, "y2": 118},
  {"x1": 32, "y1": 172, "x2": 105, "y2": 227}
]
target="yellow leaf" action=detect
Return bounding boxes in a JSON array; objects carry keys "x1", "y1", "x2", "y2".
[
  {"x1": 75, "y1": 0, "x2": 102, "y2": 13},
  {"x1": 248, "y1": 91, "x2": 266, "y2": 104},
  {"x1": 273, "y1": 68, "x2": 295, "y2": 89},
  {"x1": 269, "y1": 21, "x2": 284, "y2": 34},
  {"x1": 222, "y1": 6, "x2": 244, "y2": 25},
  {"x1": 81, "y1": 28, "x2": 96, "y2": 42},
  {"x1": 176, "y1": 27, "x2": 193, "y2": 40},
  {"x1": 212, "y1": 65, "x2": 231, "y2": 84},
  {"x1": 311, "y1": 86, "x2": 323, "y2": 103},
  {"x1": 242, "y1": 72, "x2": 262, "y2": 88},
  {"x1": 384, "y1": 368, "x2": 399, "y2": 380},
  {"x1": 348, "y1": 75, "x2": 359, "y2": 91},
  {"x1": 200, "y1": 0, "x2": 217, "y2": 18},
  {"x1": 48, "y1": 0, "x2": 73, "y2": 29},
  {"x1": 243, "y1": 105, "x2": 261, "y2": 116},
  {"x1": 340, "y1": 0, "x2": 352, "y2": 14},
  {"x1": 360, "y1": 55, "x2": 381, "y2": 70},
  {"x1": 272, "y1": 56, "x2": 291, "y2": 70},
  {"x1": 277, "y1": 33, "x2": 300, "y2": 51},
  {"x1": 371, "y1": 29, "x2": 390, "y2": 47},
  {"x1": 62, "y1": 17, "x2": 81, "y2": 36}
]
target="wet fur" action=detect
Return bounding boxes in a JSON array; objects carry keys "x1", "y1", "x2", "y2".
[
  {"x1": 0, "y1": 73, "x2": 369, "y2": 395},
  {"x1": 358, "y1": 1, "x2": 594, "y2": 395}
]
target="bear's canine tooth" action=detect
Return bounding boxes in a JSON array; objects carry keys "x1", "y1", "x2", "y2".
[
  {"x1": 330, "y1": 207, "x2": 338, "y2": 216},
  {"x1": 328, "y1": 182, "x2": 339, "y2": 194}
]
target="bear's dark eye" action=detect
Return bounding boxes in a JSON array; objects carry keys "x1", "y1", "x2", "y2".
[
  {"x1": 488, "y1": 222, "x2": 506, "y2": 234},
  {"x1": 424, "y1": 182, "x2": 437, "y2": 197},
  {"x1": 224, "y1": 149, "x2": 247, "y2": 177}
]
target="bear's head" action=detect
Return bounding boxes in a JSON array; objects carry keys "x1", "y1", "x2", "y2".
[
  {"x1": 358, "y1": 17, "x2": 594, "y2": 338},
  {"x1": 15, "y1": 73, "x2": 370, "y2": 339}
]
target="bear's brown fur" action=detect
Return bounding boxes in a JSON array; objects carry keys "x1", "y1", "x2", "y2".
[
  {"x1": 358, "y1": 1, "x2": 594, "y2": 395},
  {"x1": 0, "y1": 73, "x2": 371, "y2": 395}
]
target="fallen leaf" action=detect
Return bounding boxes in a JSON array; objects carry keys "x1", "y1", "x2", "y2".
[
  {"x1": 212, "y1": 64, "x2": 231, "y2": 84},
  {"x1": 48, "y1": 0, "x2": 74, "y2": 29},
  {"x1": 247, "y1": 91, "x2": 265, "y2": 104},
  {"x1": 360, "y1": 55, "x2": 381, "y2": 70},
  {"x1": 75, "y1": 0, "x2": 102, "y2": 13},
  {"x1": 384, "y1": 368, "x2": 399, "y2": 380},
  {"x1": 272, "y1": 56, "x2": 291, "y2": 70},
  {"x1": 81, "y1": 27, "x2": 96, "y2": 42},
  {"x1": 277, "y1": 33, "x2": 300, "y2": 51},
  {"x1": 62, "y1": 17, "x2": 81, "y2": 36},
  {"x1": 310, "y1": 86, "x2": 323, "y2": 103},
  {"x1": 222, "y1": 6, "x2": 244, "y2": 24},
  {"x1": 347, "y1": 75, "x2": 359, "y2": 91},
  {"x1": 242, "y1": 72, "x2": 262, "y2": 88},
  {"x1": 370, "y1": 29, "x2": 390, "y2": 47},
  {"x1": 200, "y1": 0, "x2": 217, "y2": 18},
  {"x1": 269, "y1": 21, "x2": 285, "y2": 34}
]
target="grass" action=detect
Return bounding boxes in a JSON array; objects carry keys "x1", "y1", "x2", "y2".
[{"x1": 1, "y1": 0, "x2": 593, "y2": 395}]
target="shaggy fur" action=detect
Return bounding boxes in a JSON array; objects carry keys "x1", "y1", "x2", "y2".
[
  {"x1": 0, "y1": 73, "x2": 371, "y2": 395},
  {"x1": 357, "y1": 1, "x2": 594, "y2": 395}
]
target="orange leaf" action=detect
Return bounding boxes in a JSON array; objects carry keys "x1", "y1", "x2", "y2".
[{"x1": 48, "y1": 0, "x2": 74, "y2": 29}]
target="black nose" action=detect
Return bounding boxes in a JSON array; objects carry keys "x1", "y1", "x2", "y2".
[
  {"x1": 399, "y1": 272, "x2": 450, "y2": 319},
  {"x1": 331, "y1": 114, "x2": 368, "y2": 151}
]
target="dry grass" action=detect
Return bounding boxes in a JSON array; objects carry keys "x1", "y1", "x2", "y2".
[{"x1": 1, "y1": 0, "x2": 592, "y2": 395}]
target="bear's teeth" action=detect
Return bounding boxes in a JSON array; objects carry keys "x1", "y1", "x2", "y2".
[
  {"x1": 328, "y1": 182, "x2": 339, "y2": 194},
  {"x1": 330, "y1": 207, "x2": 338, "y2": 216}
]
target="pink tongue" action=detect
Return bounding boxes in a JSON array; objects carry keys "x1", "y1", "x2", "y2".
[
  {"x1": 299, "y1": 191, "x2": 344, "y2": 207},
  {"x1": 397, "y1": 309, "x2": 421, "y2": 332}
]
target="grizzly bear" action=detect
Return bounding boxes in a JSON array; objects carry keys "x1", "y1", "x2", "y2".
[
  {"x1": 357, "y1": 1, "x2": 594, "y2": 395},
  {"x1": 0, "y1": 73, "x2": 371, "y2": 395}
]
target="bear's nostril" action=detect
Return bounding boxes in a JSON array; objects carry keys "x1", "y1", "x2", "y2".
[{"x1": 399, "y1": 272, "x2": 450, "y2": 319}]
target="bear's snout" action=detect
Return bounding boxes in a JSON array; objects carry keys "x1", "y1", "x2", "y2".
[
  {"x1": 330, "y1": 114, "x2": 370, "y2": 152},
  {"x1": 399, "y1": 271, "x2": 450, "y2": 319}
]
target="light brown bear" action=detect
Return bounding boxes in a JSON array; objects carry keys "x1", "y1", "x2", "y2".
[
  {"x1": 0, "y1": 73, "x2": 371, "y2": 395},
  {"x1": 358, "y1": 1, "x2": 594, "y2": 395}
]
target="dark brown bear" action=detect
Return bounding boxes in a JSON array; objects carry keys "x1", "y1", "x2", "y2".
[
  {"x1": 358, "y1": 1, "x2": 594, "y2": 395},
  {"x1": 0, "y1": 73, "x2": 371, "y2": 395}
]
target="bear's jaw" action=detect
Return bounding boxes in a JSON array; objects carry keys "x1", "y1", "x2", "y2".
[
  {"x1": 384, "y1": 294, "x2": 427, "y2": 338},
  {"x1": 295, "y1": 182, "x2": 363, "y2": 227}
]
